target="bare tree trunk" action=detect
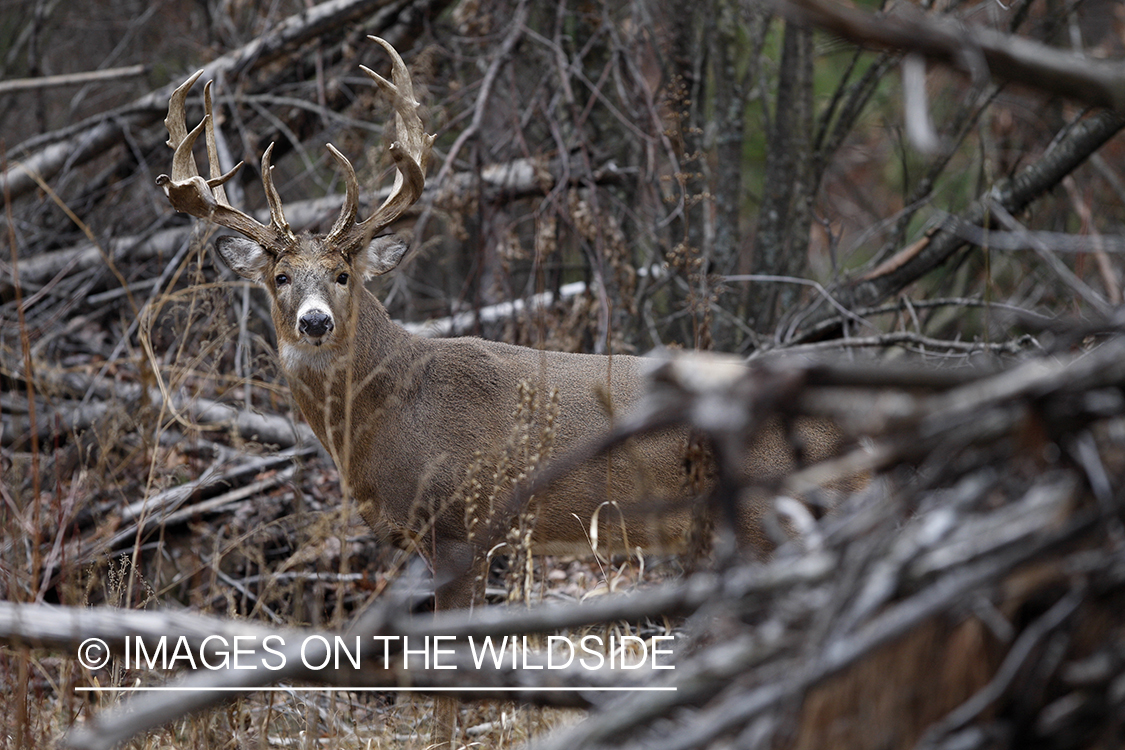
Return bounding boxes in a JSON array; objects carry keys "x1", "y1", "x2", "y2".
[
  {"x1": 746, "y1": 20, "x2": 815, "y2": 338},
  {"x1": 663, "y1": 0, "x2": 711, "y2": 348},
  {"x1": 707, "y1": 0, "x2": 757, "y2": 350}
]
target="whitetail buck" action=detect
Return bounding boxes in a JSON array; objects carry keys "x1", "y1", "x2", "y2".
[{"x1": 158, "y1": 37, "x2": 852, "y2": 746}]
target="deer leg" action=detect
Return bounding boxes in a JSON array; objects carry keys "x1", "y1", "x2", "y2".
[
  {"x1": 432, "y1": 698, "x2": 457, "y2": 750},
  {"x1": 429, "y1": 537, "x2": 479, "y2": 750}
]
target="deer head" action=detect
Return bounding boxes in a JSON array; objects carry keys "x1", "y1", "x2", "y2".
[{"x1": 156, "y1": 37, "x2": 433, "y2": 370}]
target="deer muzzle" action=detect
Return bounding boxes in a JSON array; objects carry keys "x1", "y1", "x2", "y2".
[{"x1": 298, "y1": 310, "x2": 334, "y2": 339}]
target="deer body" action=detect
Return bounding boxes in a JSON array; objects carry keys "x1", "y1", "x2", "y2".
[
  {"x1": 266, "y1": 258, "x2": 705, "y2": 606},
  {"x1": 271, "y1": 276, "x2": 825, "y2": 606},
  {"x1": 215, "y1": 227, "x2": 716, "y2": 607}
]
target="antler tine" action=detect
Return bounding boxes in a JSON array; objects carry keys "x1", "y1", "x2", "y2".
[
  {"x1": 325, "y1": 142, "x2": 360, "y2": 240},
  {"x1": 260, "y1": 143, "x2": 293, "y2": 238},
  {"x1": 157, "y1": 71, "x2": 295, "y2": 250},
  {"x1": 164, "y1": 70, "x2": 205, "y2": 159},
  {"x1": 202, "y1": 81, "x2": 234, "y2": 206},
  {"x1": 324, "y1": 36, "x2": 434, "y2": 249}
]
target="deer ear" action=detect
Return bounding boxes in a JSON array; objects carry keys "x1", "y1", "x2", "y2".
[
  {"x1": 215, "y1": 236, "x2": 273, "y2": 281},
  {"x1": 355, "y1": 235, "x2": 408, "y2": 279}
]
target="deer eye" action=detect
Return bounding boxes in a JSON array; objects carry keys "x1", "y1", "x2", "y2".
[
  {"x1": 275, "y1": 274, "x2": 290, "y2": 286},
  {"x1": 336, "y1": 272, "x2": 349, "y2": 286}
]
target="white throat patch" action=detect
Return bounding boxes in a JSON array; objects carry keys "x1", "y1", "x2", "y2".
[{"x1": 279, "y1": 341, "x2": 335, "y2": 376}]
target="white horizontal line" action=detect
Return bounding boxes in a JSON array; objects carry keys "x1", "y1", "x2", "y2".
[{"x1": 75, "y1": 686, "x2": 676, "y2": 692}]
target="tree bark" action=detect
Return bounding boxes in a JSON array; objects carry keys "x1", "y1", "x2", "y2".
[
  {"x1": 709, "y1": 0, "x2": 750, "y2": 280},
  {"x1": 747, "y1": 20, "x2": 815, "y2": 337}
]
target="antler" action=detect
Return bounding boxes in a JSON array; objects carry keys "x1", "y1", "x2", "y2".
[
  {"x1": 157, "y1": 37, "x2": 431, "y2": 254},
  {"x1": 324, "y1": 36, "x2": 434, "y2": 252},
  {"x1": 156, "y1": 71, "x2": 296, "y2": 251}
]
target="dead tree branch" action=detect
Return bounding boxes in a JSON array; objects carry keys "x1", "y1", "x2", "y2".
[
  {"x1": 0, "y1": 65, "x2": 148, "y2": 95},
  {"x1": 779, "y1": 0, "x2": 1125, "y2": 112},
  {"x1": 795, "y1": 108, "x2": 1125, "y2": 339}
]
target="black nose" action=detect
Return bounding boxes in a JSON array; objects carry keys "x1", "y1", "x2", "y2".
[{"x1": 299, "y1": 310, "x2": 334, "y2": 337}]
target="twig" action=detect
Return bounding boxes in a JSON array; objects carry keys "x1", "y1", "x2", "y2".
[
  {"x1": 779, "y1": 330, "x2": 1035, "y2": 356},
  {"x1": 0, "y1": 65, "x2": 147, "y2": 95},
  {"x1": 985, "y1": 200, "x2": 1113, "y2": 317}
]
